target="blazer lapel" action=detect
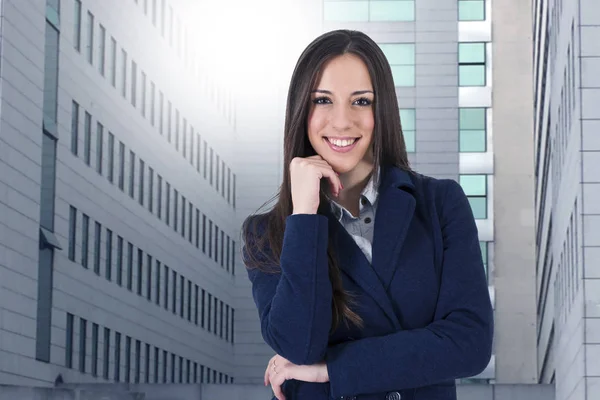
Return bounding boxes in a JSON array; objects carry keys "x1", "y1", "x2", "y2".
[
  {"x1": 371, "y1": 167, "x2": 416, "y2": 290},
  {"x1": 325, "y1": 208, "x2": 402, "y2": 331}
]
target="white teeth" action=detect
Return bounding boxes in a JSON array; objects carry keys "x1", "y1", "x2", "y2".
[{"x1": 328, "y1": 138, "x2": 356, "y2": 147}]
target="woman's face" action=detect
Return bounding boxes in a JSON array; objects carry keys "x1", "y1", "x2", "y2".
[{"x1": 307, "y1": 53, "x2": 375, "y2": 174}]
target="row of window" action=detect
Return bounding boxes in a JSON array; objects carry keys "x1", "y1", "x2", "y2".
[
  {"x1": 552, "y1": 21, "x2": 577, "y2": 197},
  {"x1": 323, "y1": 0, "x2": 486, "y2": 22},
  {"x1": 72, "y1": 1, "x2": 236, "y2": 201},
  {"x1": 399, "y1": 108, "x2": 487, "y2": 153},
  {"x1": 67, "y1": 206, "x2": 235, "y2": 342},
  {"x1": 128, "y1": 0, "x2": 234, "y2": 123},
  {"x1": 377, "y1": 42, "x2": 488, "y2": 88},
  {"x1": 70, "y1": 100, "x2": 237, "y2": 273},
  {"x1": 554, "y1": 200, "x2": 579, "y2": 329},
  {"x1": 65, "y1": 313, "x2": 232, "y2": 383}
]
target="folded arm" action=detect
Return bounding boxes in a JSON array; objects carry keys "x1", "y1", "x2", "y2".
[{"x1": 245, "y1": 214, "x2": 333, "y2": 366}]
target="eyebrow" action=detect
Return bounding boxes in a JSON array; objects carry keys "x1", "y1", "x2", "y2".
[{"x1": 311, "y1": 89, "x2": 374, "y2": 95}]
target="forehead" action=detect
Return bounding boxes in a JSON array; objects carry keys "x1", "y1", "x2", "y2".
[{"x1": 315, "y1": 53, "x2": 373, "y2": 90}]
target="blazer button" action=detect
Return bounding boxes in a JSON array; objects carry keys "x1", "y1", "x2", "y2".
[{"x1": 385, "y1": 392, "x2": 401, "y2": 400}]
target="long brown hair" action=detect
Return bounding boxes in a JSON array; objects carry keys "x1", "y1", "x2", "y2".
[{"x1": 242, "y1": 29, "x2": 411, "y2": 331}]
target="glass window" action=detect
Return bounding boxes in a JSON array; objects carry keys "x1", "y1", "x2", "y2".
[
  {"x1": 84, "y1": 111, "x2": 91, "y2": 165},
  {"x1": 370, "y1": 0, "x2": 414, "y2": 21},
  {"x1": 107, "y1": 132, "x2": 115, "y2": 183},
  {"x1": 73, "y1": 0, "x2": 82, "y2": 51},
  {"x1": 127, "y1": 242, "x2": 134, "y2": 291},
  {"x1": 94, "y1": 222, "x2": 101, "y2": 275},
  {"x1": 139, "y1": 159, "x2": 145, "y2": 206},
  {"x1": 141, "y1": 71, "x2": 147, "y2": 117},
  {"x1": 68, "y1": 206, "x2": 77, "y2": 262},
  {"x1": 459, "y1": 0, "x2": 485, "y2": 21},
  {"x1": 43, "y1": 22, "x2": 59, "y2": 134},
  {"x1": 150, "y1": 82, "x2": 156, "y2": 126},
  {"x1": 71, "y1": 101, "x2": 79, "y2": 155},
  {"x1": 86, "y1": 12, "x2": 94, "y2": 65},
  {"x1": 96, "y1": 122, "x2": 103, "y2": 174},
  {"x1": 91, "y1": 323, "x2": 99, "y2": 376},
  {"x1": 110, "y1": 37, "x2": 117, "y2": 87},
  {"x1": 459, "y1": 175, "x2": 487, "y2": 219},
  {"x1": 82, "y1": 213, "x2": 89, "y2": 268},
  {"x1": 40, "y1": 132, "x2": 57, "y2": 230},
  {"x1": 79, "y1": 318, "x2": 87, "y2": 372},
  {"x1": 324, "y1": 1, "x2": 368, "y2": 21},
  {"x1": 459, "y1": 108, "x2": 487, "y2": 152},
  {"x1": 105, "y1": 228, "x2": 113, "y2": 281},
  {"x1": 324, "y1": 0, "x2": 414, "y2": 22},
  {"x1": 98, "y1": 25, "x2": 106, "y2": 76},
  {"x1": 117, "y1": 236, "x2": 123, "y2": 286},
  {"x1": 137, "y1": 249, "x2": 143, "y2": 296},
  {"x1": 400, "y1": 109, "x2": 415, "y2": 152},
  {"x1": 379, "y1": 43, "x2": 415, "y2": 87},
  {"x1": 65, "y1": 313, "x2": 74, "y2": 368},
  {"x1": 129, "y1": 151, "x2": 136, "y2": 199},
  {"x1": 131, "y1": 61, "x2": 137, "y2": 107},
  {"x1": 114, "y1": 332, "x2": 121, "y2": 381},
  {"x1": 118, "y1": 141, "x2": 125, "y2": 190},
  {"x1": 103, "y1": 328, "x2": 110, "y2": 379},
  {"x1": 459, "y1": 43, "x2": 486, "y2": 86},
  {"x1": 121, "y1": 49, "x2": 128, "y2": 98}
]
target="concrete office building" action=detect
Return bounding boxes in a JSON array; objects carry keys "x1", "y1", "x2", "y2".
[
  {"x1": 533, "y1": 0, "x2": 600, "y2": 400},
  {"x1": 0, "y1": 0, "x2": 241, "y2": 390}
]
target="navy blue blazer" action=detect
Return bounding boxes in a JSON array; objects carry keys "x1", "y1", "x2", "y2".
[{"x1": 243, "y1": 166, "x2": 493, "y2": 400}]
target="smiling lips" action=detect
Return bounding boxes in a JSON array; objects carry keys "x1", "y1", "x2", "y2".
[{"x1": 324, "y1": 137, "x2": 360, "y2": 153}]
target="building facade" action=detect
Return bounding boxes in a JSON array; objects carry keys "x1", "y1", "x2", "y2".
[
  {"x1": 533, "y1": 0, "x2": 600, "y2": 399},
  {"x1": 0, "y1": 0, "x2": 239, "y2": 387}
]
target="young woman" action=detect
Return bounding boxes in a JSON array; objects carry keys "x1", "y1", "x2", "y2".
[{"x1": 242, "y1": 29, "x2": 493, "y2": 400}]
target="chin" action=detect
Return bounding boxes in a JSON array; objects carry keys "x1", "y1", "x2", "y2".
[{"x1": 321, "y1": 157, "x2": 360, "y2": 174}]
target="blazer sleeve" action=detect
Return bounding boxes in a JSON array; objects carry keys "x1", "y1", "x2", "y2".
[
  {"x1": 325, "y1": 179, "x2": 493, "y2": 398},
  {"x1": 244, "y1": 214, "x2": 333, "y2": 366}
]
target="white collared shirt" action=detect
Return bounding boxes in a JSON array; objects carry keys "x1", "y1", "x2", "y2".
[{"x1": 328, "y1": 171, "x2": 379, "y2": 264}]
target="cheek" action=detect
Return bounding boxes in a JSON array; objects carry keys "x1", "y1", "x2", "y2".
[
  {"x1": 307, "y1": 110, "x2": 326, "y2": 138},
  {"x1": 360, "y1": 113, "x2": 375, "y2": 138}
]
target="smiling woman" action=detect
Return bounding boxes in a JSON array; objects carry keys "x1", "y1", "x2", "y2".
[{"x1": 242, "y1": 29, "x2": 493, "y2": 400}]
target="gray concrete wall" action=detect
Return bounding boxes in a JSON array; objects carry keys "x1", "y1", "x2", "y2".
[{"x1": 491, "y1": 0, "x2": 538, "y2": 384}]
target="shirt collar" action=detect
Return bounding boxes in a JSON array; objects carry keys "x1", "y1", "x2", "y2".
[{"x1": 329, "y1": 168, "x2": 380, "y2": 222}]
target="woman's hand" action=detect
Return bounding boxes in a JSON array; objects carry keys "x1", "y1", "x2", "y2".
[
  {"x1": 264, "y1": 354, "x2": 330, "y2": 400},
  {"x1": 290, "y1": 155, "x2": 342, "y2": 215}
]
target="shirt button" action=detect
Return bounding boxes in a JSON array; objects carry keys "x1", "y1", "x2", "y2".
[
  {"x1": 360, "y1": 197, "x2": 367, "y2": 206},
  {"x1": 385, "y1": 392, "x2": 401, "y2": 400},
  {"x1": 364, "y1": 217, "x2": 372, "y2": 224}
]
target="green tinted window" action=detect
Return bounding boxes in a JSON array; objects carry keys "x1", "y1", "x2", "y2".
[
  {"x1": 370, "y1": 0, "x2": 415, "y2": 21},
  {"x1": 324, "y1": 0, "x2": 415, "y2": 22},
  {"x1": 459, "y1": 43, "x2": 486, "y2": 86},
  {"x1": 460, "y1": 175, "x2": 487, "y2": 219},
  {"x1": 324, "y1": 1, "x2": 368, "y2": 21},
  {"x1": 400, "y1": 109, "x2": 415, "y2": 152},
  {"x1": 380, "y1": 43, "x2": 415, "y2": 87},
  {"x1": 460, "y1": 108, "x2": 486, "y2": 152},
  {"x1": 459, "y1": 0, "x2": 485, "y2": 21}
]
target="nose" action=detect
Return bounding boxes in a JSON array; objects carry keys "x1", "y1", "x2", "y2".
[{"x1": 331, "y1": 103, "x2": 352, "y2": 132}]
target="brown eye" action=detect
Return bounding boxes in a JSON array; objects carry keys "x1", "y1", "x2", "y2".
[
  {"x1": 312, "y1": 97, "x2": 332, "y2": 105},
  {"x1": 353, "y1": 98, "x2": 372, "y2": 106}
]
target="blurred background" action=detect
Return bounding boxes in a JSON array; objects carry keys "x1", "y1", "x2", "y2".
[{"x1": 0, "y1": 0, "x2": 596, "y2": 399}]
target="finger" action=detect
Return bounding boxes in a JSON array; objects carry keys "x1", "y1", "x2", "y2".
[
  {"x1": 316, "y1": 165, "x2": 342, "y2": 195},
  {"x1": 272, "y1": 376, "x2": 286, "y2": 400},
  {"x1": 265, "y1": 356, "x2": 276, "y2": 386}
]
